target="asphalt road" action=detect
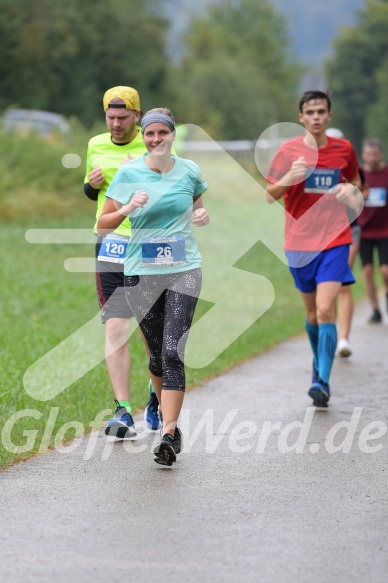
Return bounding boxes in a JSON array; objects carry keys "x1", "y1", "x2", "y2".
[{"x1": 1, "y1": 298, "x2": 387, "y2": 583}]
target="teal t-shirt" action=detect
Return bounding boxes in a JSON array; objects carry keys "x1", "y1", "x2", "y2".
[{"x1": 105, "y1": 154, "x2": 208, "y2": 275}]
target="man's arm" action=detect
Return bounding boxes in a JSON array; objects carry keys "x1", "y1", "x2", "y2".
[
  {"x1": 358, "y1": 168, "x2": 369, "y2": 200},
  {"x1": 83, "y1": 183, "x2": 99, "y2": 201},
  {"x1": 266, "y1": 156, "x2": 307, "y2": 203},
  {"x1": 334, "y1": 173, "x2": 364, "y2": 213},
  {"x1": 84, "y1": 165, "x2": 105, "y2": 201}
]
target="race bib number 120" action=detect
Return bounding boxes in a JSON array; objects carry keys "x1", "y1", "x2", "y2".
[{"x1": 98, "y1": 234, "x2": 128, "y2": 264}]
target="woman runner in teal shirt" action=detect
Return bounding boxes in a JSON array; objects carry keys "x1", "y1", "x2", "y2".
[{"x1": 98, "y1": 108, "x2": 209, "y2": 466}]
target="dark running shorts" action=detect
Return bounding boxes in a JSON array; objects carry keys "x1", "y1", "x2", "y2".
[
  {"x1": 359, "y1": 237, "x2": 388, "y2": 267},
  {"x1": 95, "y1": 238, "x2": 134, "y2": 323}
]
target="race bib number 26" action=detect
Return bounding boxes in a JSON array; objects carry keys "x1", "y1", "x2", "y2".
[{"x1": 142, "y1": 235, "x2": 186, "y2": 266}]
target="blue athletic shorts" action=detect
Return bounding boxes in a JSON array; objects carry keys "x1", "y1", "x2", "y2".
[{"x1": 285, "y1": 245, "x2": 355, "y2": 293}]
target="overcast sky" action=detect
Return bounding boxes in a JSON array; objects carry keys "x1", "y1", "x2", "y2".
[{"x1": 165, "y1": 0, "x2": 365, "y2": 67}]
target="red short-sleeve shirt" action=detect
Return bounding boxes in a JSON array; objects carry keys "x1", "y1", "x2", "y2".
[{"x1": 266, "y1": 136, "x2": 359, "y2": 251}]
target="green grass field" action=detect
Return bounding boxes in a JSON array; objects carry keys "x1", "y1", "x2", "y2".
[{"x1": 0, "y1": 133, "x2": 367, "y2": 469}]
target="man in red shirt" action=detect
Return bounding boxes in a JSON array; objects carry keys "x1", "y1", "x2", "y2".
[
  {"x1": 358, "y1": 138, "x2": 388, "y2": 323},
  {"x1": 266, "y1": 90, "x2": 363, "y2": 408}
]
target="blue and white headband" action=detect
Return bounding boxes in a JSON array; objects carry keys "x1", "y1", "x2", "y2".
[{"x1": 141, "y1": 112, "x2": 175, "y2": 134}]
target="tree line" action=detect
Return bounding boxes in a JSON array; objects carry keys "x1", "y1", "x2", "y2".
[
  {"x1": 326, "y1": 0, "x2": 388, "y2": 153},
  {"x1": 0, "y1": 0, "x2": 300, "y2": 140},
  {"x1": 0, "y1": 0, "x2": 387, "y2": 149}
]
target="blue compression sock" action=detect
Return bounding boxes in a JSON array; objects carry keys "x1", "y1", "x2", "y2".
[
  {"x1": 305, "y1": 320, "x2": 319, "y2": 370},
  {"x1": 317, "y1": 323, "x2": 337, "y2": 384}
]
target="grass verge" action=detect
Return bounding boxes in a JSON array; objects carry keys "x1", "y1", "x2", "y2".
[{"x1": 0, "y1": 141, "x2": 367, "y2": 469}]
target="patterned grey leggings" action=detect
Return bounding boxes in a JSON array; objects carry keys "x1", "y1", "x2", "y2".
[{"x1": 124, "y1": 268, "x2": 202, "y2": 391}]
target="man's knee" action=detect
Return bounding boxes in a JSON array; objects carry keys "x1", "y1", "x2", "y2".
[
  {"x1": 380, "y1": 264, "x2": 388, "y2": 279},
  {"x1": 363, "y1": 263, "x2": 374, "y2": 276},
  {"x1": 105, "y1": 317, "x2": 130, "y2": 345},
  {"x1": 316, "y1": 304, "x2": 336, "y2": 323}
]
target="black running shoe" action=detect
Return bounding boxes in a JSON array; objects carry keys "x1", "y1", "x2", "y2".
[
  {"x1": 153, "y1": 434, "x2": 177, "y2": 466},
  {"x1": 173, "y1": 427, "x2": 183, "y2": 455},
  {"x1": 369, "y1": 308, "x2": 382, "y2": 323}
]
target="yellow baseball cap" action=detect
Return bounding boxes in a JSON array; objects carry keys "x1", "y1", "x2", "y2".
[{"x1": 103, "y1": 86, "x2": 141, "y2": 111}]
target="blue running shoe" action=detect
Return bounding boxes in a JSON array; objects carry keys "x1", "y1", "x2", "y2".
[
  {"x1": 105, "y1": 400, "x2": 136, "y2": 439},
  {"x1": 145, "y1": 382, "x2": 161, "y2": 431},
  {"x1": 308, "y1": 379, "x2": 330, "y2": 408}
]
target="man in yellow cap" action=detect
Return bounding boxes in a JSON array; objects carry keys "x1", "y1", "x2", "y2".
[{"x1": 84, "y1": 86, "x2": 160, "y2": 438}]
